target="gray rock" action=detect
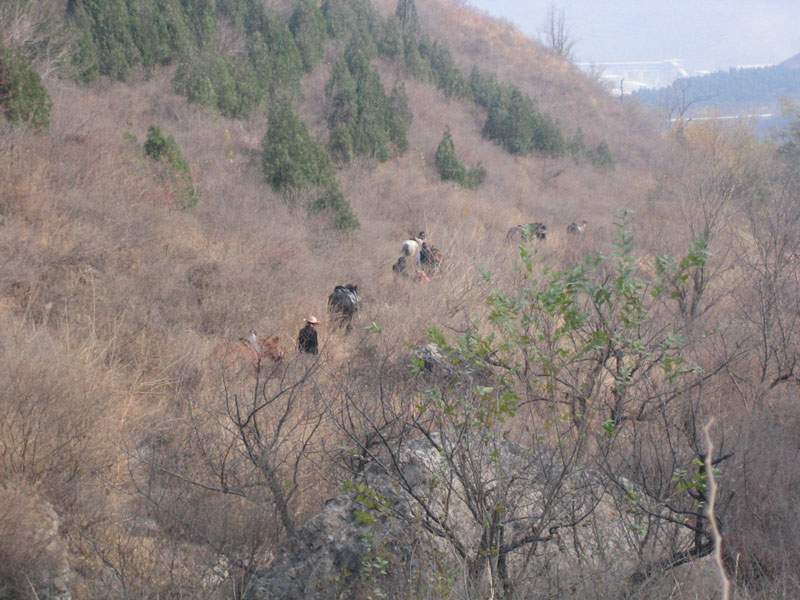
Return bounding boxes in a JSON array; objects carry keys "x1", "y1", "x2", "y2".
[
  {"x1": 248, "y1": 467, "x2": 420, "y2": 600},
  {"x1": 248, "y1": 434, "x2": 670, "y2": 600},
  {"x1": 0, "y1": 482, "x2": 73, "y2": 600}
]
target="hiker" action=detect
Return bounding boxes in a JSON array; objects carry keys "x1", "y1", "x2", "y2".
[
  {"x1": 237, "y1": 329, "x2": 284, "y2": 364},
  {"x1": 393, "y1": 255, "x2": 409, "y2": 276},
  {"x1": 298, "y1": 316, "x2": 319, "y2": 354},
  {"x1": 415, "y1": 231, "x2": 427, "y2": 265},
  {"x1": 328, "y1": 284, "x2": 360, "y2": 331},
  {"x1": 419, "y1": 239, "x2": 444, "y2": 277},
  {"x1": 401, "y1": 231, "x2": 427, "y2": 267}
]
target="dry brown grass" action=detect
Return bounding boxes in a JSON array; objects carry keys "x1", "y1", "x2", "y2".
[{"x1": 1, "y1": 1, "x2": 798, "y2": 597}]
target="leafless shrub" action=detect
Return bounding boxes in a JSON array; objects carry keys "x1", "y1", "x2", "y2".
[{"x1": 0, "y1": 3, "x2": 799, "y2": 599}]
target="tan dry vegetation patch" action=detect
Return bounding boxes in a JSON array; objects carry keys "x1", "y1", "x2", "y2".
[
  {"x1": 372, "y1": 0, "x2": 662, "y2": 168},
  {"x1": 1, "y1": 2, "x2": 740, "y2": 593}
]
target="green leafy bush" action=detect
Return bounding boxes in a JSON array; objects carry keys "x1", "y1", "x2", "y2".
[{"x1": 0, "y1": 44, "x2": 52, "y2": 128}]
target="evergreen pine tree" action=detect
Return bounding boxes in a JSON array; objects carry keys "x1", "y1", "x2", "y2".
[
  {"x1": 468, "y1": 66, "x2": 501, "y2": 109},
  {"x1": 78, "y1": 0, "x2": 140, "y2": 79},
  {"x1": 531, "y1": 111, "x2": 565, "y2": 156},
  {"x1": 0, "y1": 44, "x2": 52, "y2": 128},
  {"x1": 419, "y1": 38, "x2": 465, "y2": 98},
  {"x1": 326, "y1": 58, "x2": 357, "y2": 162},
  {"x1": 348, "y1": 46, "x2": 391, "y2": 160},
  {"x1": 289, "y1": 0, "x2": 327, "y2": 72},
  {"x1": 435, "y1": 127, "x2": 485, "y2": 189},
  {"x1": 326, "y1": 58, "x2": 357, "y2": 129},
  {"x1": 182, "y1": 0, "x2": 216, "y2": 46},
  {"x1": 395, "y1": 0, "x2": 420, "y2": 36},
  {"x1": 262, "y1": 102, "x2": 335, "y2": 192},
  {"x1": 173, "y1": 56, "x2": 218, "y2": 109},
  {"x1": 255, "y1": 15, "x2": 304, "y2": 100},
  {"x1": 329, "y1": 125, "x2": 355, "y2": 164},
  {"x1": 435, "y1": 127, "x2": 466, "y2": 182},
  {"x1": 310, "y1": 185, "x2": 359, "y2": 230},
  {"x1": 322, "y1": 0, "x2": 381, "y2": 50},
  {"x1": 378, "y1": 16, "x2": 403, "y2": 59},
  {"x1": 588, "y1": 142, "x2": 615, "y2": 170},
  {"x1": 567, "y1": 127, "x2": 587, "y2": 160},
  {"x1": 402, "y1": 34, "x2": 430, "y2": 80},
  {"x1": 262, "y1": 103, "x2": 358, "y2": 230},
  {"x1": 325, "y1": 43, "x2": 408, "y2": 163},
  {"x1": 128, "y1": 0, "x2": 193, "y2": 70},
  {"x1": 482, "y1": 86, "x2": 564, "y2": 157},
  {"x1": 388, "y1": 81, "x2": 412, "y2": 153}
]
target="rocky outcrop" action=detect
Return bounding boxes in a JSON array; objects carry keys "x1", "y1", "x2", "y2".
[
  {"x1": 0, "y1": 482, "x2": 73, "y2": 600},
  {"x1": 248, "y1": 442, "x2": 435, "y2": 600},
  {"x1": 249, "y1": 434, "x2": 604, "y2": 600}
]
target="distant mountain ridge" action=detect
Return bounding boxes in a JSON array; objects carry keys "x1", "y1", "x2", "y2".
[
  {"x1": 781, "y1": 53, "x2": 800, "y2": 69},
  {"x1": 634, "y1": 59, "x2": 800, "y2": 116}
]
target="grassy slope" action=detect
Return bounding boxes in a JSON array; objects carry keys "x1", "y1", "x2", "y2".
[
  {"x1": 1, "y1": 0, "x2": 667, "y2": 361},
  {"x1": 0, "y1": 0, "x2": 686, "y2": 590}
]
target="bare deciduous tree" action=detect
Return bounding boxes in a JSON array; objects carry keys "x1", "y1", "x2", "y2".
[
  {"x1": 542, "y1": 3, "x2": 575, "y2": 61},
  {"x1": 128, "y1": 354, "x2": 325, "y2": 595}
]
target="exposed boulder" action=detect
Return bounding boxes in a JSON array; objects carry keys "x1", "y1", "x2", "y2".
[
  {"x1": 247, "y1": 461, "x2": 425, "y2": 600},
  {"x1": 249, "y1": 427, "x2": 705, "y2": 599},
  {"x1": 0, "y1": 481, "x2": 73, "y2": 600},
  {"x1": 249, "y1": 434, "x2": 605, "y2": 600}
]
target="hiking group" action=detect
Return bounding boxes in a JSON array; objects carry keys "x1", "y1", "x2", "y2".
[
  {"x1": 238, "y1": 221, "x2": 585, "y2": 362},
  {"x1": 392, "y1": 231, "x2": 443, "y2": 283},
  {"x1": 292, "y1": 231, "x2": 438, "y2": 356}
]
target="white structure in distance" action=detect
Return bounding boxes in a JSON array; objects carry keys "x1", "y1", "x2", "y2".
[{"x1": 577, "y1": 59, "x2": 689, "y2": 95}]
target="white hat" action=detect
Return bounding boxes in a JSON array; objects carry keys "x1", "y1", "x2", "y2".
[{"x1": 305, "y1": 316, "x2": 319, "y2": 325}]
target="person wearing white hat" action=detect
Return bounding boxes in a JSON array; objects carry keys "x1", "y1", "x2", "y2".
[{"x1": 298, "y1": 316, "x2": 319, "y2": 354}]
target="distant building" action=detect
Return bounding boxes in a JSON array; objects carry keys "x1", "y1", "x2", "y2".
[{"x1": 577, "y1": 60, "x2": 689, "y2": 95}]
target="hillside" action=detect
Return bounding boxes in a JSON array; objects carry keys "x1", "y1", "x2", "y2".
[
  {"x1": 634, "y1": 62, "x2": 800, "y2": 117},
  {"x1": 1, "y1": 0, "x2": 664, "y2": 351},
  {"x1": 2, "y1": 1, "x2": 800, "y2": 599}
]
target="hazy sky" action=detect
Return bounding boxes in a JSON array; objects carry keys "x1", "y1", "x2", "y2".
[{"x1": 467, "y1": 0, "x2": 800, "y2": 72}]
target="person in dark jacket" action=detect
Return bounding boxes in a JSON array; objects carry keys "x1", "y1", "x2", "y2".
[{"x1": 298, "y1": 316, "x2": 319, "y2": 354}]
